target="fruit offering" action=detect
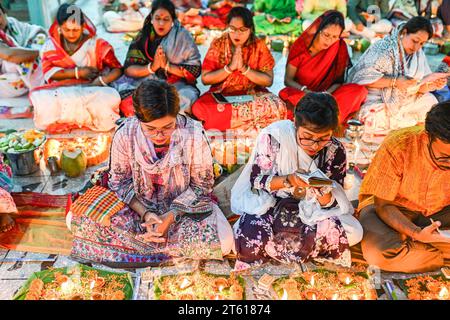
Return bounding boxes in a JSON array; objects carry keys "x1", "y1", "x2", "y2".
[{"x1": 0, "y1": 129, "x2": 45, "y2": 154}]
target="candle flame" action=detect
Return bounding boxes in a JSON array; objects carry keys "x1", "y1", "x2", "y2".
[
  {"x1": 218, "y1": 285, "x2": 224, "y2": 292},
  {"x1": 312, "y1": 293, "x2": 317, "y2": 300},
  {"x1": 60, "y1": 279, "x2": 74, "y2": 295},
  {"x1": 438, "y1": 287, "x2": 449, "y2": 300},
  {"x1": 332, "y1": 293, "x2": 339, "y2": 300},
  {"x1": 180, "y1": 277, "x2": 190, "y2": 290},
  {"x1": 90, "y1": 280, "x2": 95, "y2": 290},
  {"x1": 281, "y1": 288, "x2": 288, "y2": 300},
  {"x1": 351, "y1": 294, "x2": 359, "y2": 300},
  {"x1": 310, "y1": 275, "x2": 315, "y2": 286},
  {"x1": 345, "y1": 277, "x2": 351, "y2": 285}
]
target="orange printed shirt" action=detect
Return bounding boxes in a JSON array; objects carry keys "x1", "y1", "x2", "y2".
[{"x1": 358, "y1": 126, "x2": 450, "y2": 216}]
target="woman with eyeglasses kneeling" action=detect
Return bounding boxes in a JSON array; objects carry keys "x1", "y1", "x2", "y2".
[
  {"x1": 231, "y1": 92, "x2": 363, "y2": 271},
  {"x1": 68, "y1": 79, "x2": 234, "y2": 267},
  {"x1": 191, "y1": 6, "x2": 287, "y2": 137},
  {"x1": 279, "y1": 10, "x2": 367, "y2": 125}
]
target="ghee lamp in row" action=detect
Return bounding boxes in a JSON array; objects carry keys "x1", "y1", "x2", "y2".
[
  {"x1": 304, "y1": 290, "x2": 318, "y2": 300},
  {"x1": 179, "y1": 277, "x2": 192, "y2": 290},
  {"x1": 338, "y1": 273, "x2": 353, "y2": 285},
  {"x1": 438, "y1": 287, "x2": 449, "y2": 300}
]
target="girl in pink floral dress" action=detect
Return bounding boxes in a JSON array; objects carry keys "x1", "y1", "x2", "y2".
[{"x1": 69, "y1": 80, "x2": 234, "y2": 267}]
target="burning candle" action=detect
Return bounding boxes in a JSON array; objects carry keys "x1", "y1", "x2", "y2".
[
  {"x1": 332, "y1": 293, "x2": 339, "y2": 300},
  {"x1": 179, "y1": 277, "x2": 192, "y2": 290},
  {"x1": 281, "y1": 288, "x2": 288, "y2": 300},
  {"x1": 438, "y1": 287, "x2": 449, "y2": 300},
  {"x1": 305, "y1": 290, "x2": 318, "y2": 300},
  {"x1": 338, "y1": 273, "x2": 353, "y2": 285},
  {"x1": 310, "y1": 275, "x2": 315, "y2": 287},
  {"x1": 351, "y1": 294, "x2": 359, "y2": 300},
  {"x1": 60, "y1": 279, "x2": 74, "y2": 295},
  {"x1": 214, "y1": 294, "x2": 221, "y2": 300}
]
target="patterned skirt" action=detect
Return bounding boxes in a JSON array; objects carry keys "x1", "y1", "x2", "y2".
[
  {"x1": 234, "y1": 198, "x2": 351, "y2": 271},
  {"x1": 70, "y1": 206, "x2": 224, "y2": 266}
]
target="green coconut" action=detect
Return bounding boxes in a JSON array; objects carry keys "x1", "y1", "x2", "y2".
[{"x1": 61, "y1": 148, "x2": 87, "y2": 178}]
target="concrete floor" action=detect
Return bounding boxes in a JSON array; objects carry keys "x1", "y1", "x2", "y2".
[{"x1": 0, "y1": 0, "x2": 447, "y2": 300}]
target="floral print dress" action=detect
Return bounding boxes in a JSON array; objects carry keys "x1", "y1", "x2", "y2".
[
  {"x1": 234, "y1": 133, "x2": 351, "y2": 270},
  {"x1": 70, "y1": 116, "x2": 233, "y2": 266}
]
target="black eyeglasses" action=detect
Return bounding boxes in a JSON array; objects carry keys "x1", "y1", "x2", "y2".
[{"x1": 297, "y1": 135, "x2": 332, "y2": 148}]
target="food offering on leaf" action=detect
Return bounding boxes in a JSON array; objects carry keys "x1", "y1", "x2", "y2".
[
  {"x1": 154, "y1": 272, "x2": 245, "y2": 300},
  {"x1": 0, "y1": 129, "x2": 46, "y2": 154},
  {"x1": 44, "y1": 135, "x2": 111, "y2": 167},
  {"x1": 272, "y1": 269, "x2": 377, "y2": 300},
  {"x1": 400, "y1": 275, "x2": 450, "y2": 300},
  {"x1": 14, "y1": 264, "x2": 133, "y2": 300}
]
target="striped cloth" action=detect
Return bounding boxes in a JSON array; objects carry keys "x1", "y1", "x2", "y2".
[{"x1": 70, "y1": 185, "x2": 125, "y2": 226}]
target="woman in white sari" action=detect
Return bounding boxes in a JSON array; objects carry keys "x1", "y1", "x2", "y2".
[
  {"x1": 231, "y1": 92, "x2": 363, "y2": 271},
  {"x1": 0, "y1": 4, "x2": 46, "y2": 99},
  {"x1": 30, "y1": 4, "x2": 123, "y2": 133},
  {"x1": 348, "y1": 17, "x2": 447, "y2": 135}
]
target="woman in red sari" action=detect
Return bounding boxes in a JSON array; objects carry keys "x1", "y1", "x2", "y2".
[
  {"x1": 29, "y1": 4, "x2": 123, "y2": 133},
  {"x1": 192, "y1": 7, "x2": 287, "y2": 136},
  {"x1": 279, "y1": 10, "x2": 367, "y2": 125}
]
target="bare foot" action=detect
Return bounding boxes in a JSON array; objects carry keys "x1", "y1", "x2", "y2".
[{"x1": 0, "y1": 214, "x2": 15, "y2": 233}]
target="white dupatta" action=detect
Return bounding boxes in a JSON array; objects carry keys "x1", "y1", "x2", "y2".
[{"x1": 231, "y1": 120, "x2": 353, "y2": 226}]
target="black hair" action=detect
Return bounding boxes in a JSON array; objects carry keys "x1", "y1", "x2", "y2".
[
  {"x1": 56, "y1": 3, "x2": 85, "y2": 26},
  {"x1": 0, "y1": 4, "x2": 6, "y2": 14},
  {"x1": 133, "y1": 79, "x2": 180, "y2": 123},
  {"x1": 227, "y1": 6, "x2": 256, "y2": 44},
  {"x1": 309, "y1": 10, "x2": 345, "y2": 49},
  {"x1": 135, "y1": 0, "x2": 177, "y2": 50},
  {"x1": 425, "y1": 101, "x2": 450, "y2": 144},
  {"x1": 403, "y1": 16, "x2": 433, "y2": 39},
  {"x1": 151, "y1": 0, "x2": 177, "y2": 22},
  {"x1": 294, "y1": 92, "x2": 339, "y2": 132}
]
